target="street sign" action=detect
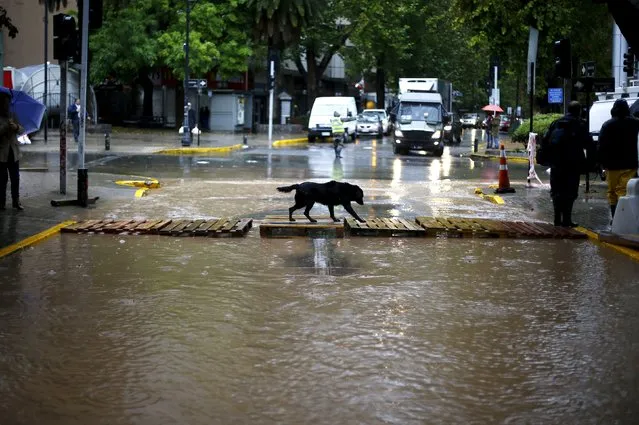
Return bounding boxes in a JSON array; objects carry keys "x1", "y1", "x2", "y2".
[
  {"x1": 187, "y1": 79, "x2": 208, "y2": 89},
  {"x1": 581, "y1": 61, "x2": 596, "y2": 77},
  {"x1": 574, "y1": 77, "x2": 615, "y2": 93},
  {"x1": 548, "y1": 87, "x2": 563, "y2": 104}
]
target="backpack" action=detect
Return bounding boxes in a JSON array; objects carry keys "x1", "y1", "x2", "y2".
[{"x1": 538, "y1": 117, "x2": 587, "y2": 169}]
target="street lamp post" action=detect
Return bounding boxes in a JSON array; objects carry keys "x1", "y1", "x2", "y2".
[{"x1": 181, "y1": 0, "x2": 193, "y2": 146}]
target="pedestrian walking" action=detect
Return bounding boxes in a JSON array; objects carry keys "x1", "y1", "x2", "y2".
[
  {"x1": 188, "y1": 102, "x2": 196, "y2": 142},
  {"x1": 0, "y1": 91, "x2": 23, "y2": 210},
  {"x1": 490, "y1": 112, "x2": 501, "y2": 148},
  {"x1": 330, "y1": 111, "x2": 345, "y2": 158},
  {"x1": 68, "y1": 98, "x2": 81, "y2": 143},
  {"x1": 485, "y1": 114, "x2": 493, "y2": 147},
  {"x1": 597, "y1": 99, "x2": 639, "y2": 221},
  {"x1": 540, "y1": 101, "x2": 594, "y2": 227}
]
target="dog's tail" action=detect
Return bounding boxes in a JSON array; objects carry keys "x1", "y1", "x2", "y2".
[{"x1": 277, "y1": 184, "x2": 299, "y2": 193}]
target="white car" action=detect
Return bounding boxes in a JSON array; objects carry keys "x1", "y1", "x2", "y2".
[
  {"x1": 356, "y1": 114, "x2": 383, "y2": 137},
  {"x1": 460, "y1": 113, "x2": 480, "y2": 128},
  {"x1": 360, "y1": 109, "x2": 389, "y2": 135}
]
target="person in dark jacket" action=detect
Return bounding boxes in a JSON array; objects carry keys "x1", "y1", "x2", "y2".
[
  {"x1": 0, "y1": 92, "x2": 23, "y2": 210},
  {"x1": 68, "y1": 98, "x2": 81, "y2": 143},
  {"x1": 541, "y1": 101, "x2": 595, "y2": 227},
  {"x1": 597, "y1": 98, "x2": 639, "y2": 220}
]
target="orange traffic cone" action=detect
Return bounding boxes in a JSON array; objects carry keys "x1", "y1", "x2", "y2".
[{"x1": 495, "y1": 143, "x2": 516, "y2": 194}]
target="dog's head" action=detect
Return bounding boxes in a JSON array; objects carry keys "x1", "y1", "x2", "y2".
[{"x1": 351, "y1": 184, "x2": 364, "y2": 205}]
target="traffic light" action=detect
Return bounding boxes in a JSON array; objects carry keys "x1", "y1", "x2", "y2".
[
  {"x1": 77, "y1": 0, "x2": 104, "y2": 31},
  {"x1": 553, "y1": 38, "x2": 572, "y2": 79},
  {"x1": 623, "y1": 48, "x2": 635, "y2": 75},
  {"x1": 53, "y1": 14, "x2": 77, "y2": 61}
]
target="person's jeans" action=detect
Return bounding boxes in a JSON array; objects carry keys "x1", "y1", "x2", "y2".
[
  {"x1": 0, "y1": 149, "x2": 20, "y2": 205},
  {"x1": 72, "y1": 119, "x2": 80, "y2": 143}
]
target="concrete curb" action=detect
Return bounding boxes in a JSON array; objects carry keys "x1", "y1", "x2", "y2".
[
  {"x1": 575, "y1": 227, "x2": 639, "y2": 262},
  {"x1": 470, "y1": 153, "x2": 530, "y2": 164},
  {"x1": 273, "y1": 137, "x2": 309, "y2": 147},
  {"x1": 154, "y1": 144, "x2": 244, "y2": 155},
  {"x1": 0, "y1": 220, "x2": 76, "y2": 259}
]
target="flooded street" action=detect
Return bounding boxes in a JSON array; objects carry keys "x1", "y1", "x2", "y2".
[{"x1": 2, "y1": 132, "x2": 637, "y2": 424}]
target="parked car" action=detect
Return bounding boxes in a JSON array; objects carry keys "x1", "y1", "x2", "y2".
[
  {"x1": 500, "y1": 115, "x2": 511, "y2": 132},
  {"x1": 444, "y1": 113, "x2": 462, "y2": 144},
  {"x1": 360, "y1": 109, "x2": 389, "y2": 135},
  {"x1": 460, "y1": 113, "x2": 480, "y2": 128},
  {"x1": 356, "y1": 114, "x2": 383, "y2": 137}
]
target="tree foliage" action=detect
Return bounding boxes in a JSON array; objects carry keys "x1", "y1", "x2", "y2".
[
  {"x1": 247, "y1": 0, "x2": 320, "y2": 49},
  {"x1": 0, "y1": 7, "x2": 18, "y2": 38},
  {"x1": 90, "y1": 0, "x2": 252, "y2": 84}
]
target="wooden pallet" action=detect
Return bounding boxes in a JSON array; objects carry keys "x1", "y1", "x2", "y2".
[
  {"x1": 345, "y1": 217, "x2": 426, "y2": 237},
  {"x1": 259, "y1": 215, "x2": 344, "y2": 238},
  {"x1": 61, "y1": 218, "x2": 253, "y2": 238},
  {"x1": 415, "y1": 217, "x2": 587, "y2": 239}
]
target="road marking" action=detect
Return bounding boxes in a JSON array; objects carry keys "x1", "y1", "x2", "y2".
[
  {"x1": 575, "y1": 227, "x2": 639, "y2": 262},
  {"x1": 135, "y1": 188, "x2": 149, "y2": 198},
  {"x1": 474, "y1": 188, "x2": 505, "y2": 204},
  {"x1": 0, "y1": 220, "x2": 76, "y2": 259}
]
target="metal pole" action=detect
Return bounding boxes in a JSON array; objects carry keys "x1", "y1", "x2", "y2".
[
  {"x1": 585, "y1": 83, "x2": 591, "y2": 193},
  {"x1": 59, "y1": 60, "x2": 67, "y2": 194},
  {"x1": 268, "y1": 59, "x2": 274, "y2": 146},
  {"x1": 181, "y1": 0, "x2": 191, "y2": 146},
  {"x1": 529, "y1": 62, "x2": 534, "y2": 134},
  {"x1": 78, "y1": 0, "x2": 89, "y2": 206},
  {"x1": 197, "y1": 87, "x2": 201, "y2": 146},
  {"x1": 44, "y1": 3, "x2": 48, "y2": 143}
]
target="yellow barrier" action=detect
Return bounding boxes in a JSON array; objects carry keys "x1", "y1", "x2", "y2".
[
  {"x1": 155, "y1": 144, "x2": 244, "y2": 155},
  {"x1": 474, "y1": 188, "x2": 505, "y2": 204},
  {"x1": 273, "y1": 137, "x2": 309, "y2": 147},
  {"x1": 576, "y1": 227, "x2": 639, "y2": 262},
  {"x1": 0, "y1": 220, "x2": 76, "y2": 259}
]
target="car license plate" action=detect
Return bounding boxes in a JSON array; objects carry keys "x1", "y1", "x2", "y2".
[{"x1": 321, "y1": 132, "x2": 330, "y2": 136}]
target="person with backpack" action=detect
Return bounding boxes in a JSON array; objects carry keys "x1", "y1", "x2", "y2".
[
  {"x1": 540, "y1": 101, "x2": 595, "y2": 227},
  {"x1": 596, "y1": 99, "x2": 639, "y2": 221}
]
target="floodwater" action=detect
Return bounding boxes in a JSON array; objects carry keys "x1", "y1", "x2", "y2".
[
  {"x1": 1, "y1": 233, "x2": 639, "y2": 424},
  {"x1": 2, "y1": 131, "x2": 631, "y2": 423}
]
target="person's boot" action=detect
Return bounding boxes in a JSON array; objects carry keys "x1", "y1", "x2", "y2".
[
  {"x1": 12, "y1": 199, "x2": 24, "y2": 211},
  {"x1": 553, "y1": 199, "x2": 562, "y2": 226},
  {"x1": 562, "y1": 200, "x2": 577, "y2": 227}
]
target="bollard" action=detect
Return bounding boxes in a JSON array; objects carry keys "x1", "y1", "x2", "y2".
[
  {"x1": 104, "y1": 132, "x2": 110, "y2": 151},
  {"x1": 473, "y1": 138, "x2": 478, "y2": 153},
  {"x1": 243, "y1": 135, "x2": 248, "y2": 145}
]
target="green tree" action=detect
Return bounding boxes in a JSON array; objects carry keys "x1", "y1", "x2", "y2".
[{"x1": 247, "y1": 0, "x2": 320, "y2": 49}]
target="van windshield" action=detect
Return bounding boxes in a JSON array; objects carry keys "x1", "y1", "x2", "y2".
[
  {"x1": 399, "y1": 102, "x2": 442, "y2": 123},
  {"x1": 313, "y1": 104, "x2": 349, "y2": 116}
]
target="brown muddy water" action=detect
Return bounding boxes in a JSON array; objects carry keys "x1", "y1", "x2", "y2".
[{"x1": 1, "y1": 233, "x2": 638, "y2": 424}]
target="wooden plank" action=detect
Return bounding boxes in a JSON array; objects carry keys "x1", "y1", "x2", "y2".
[
  {"x1": 150, "y1": 219, "x2": 173, "y2": 233},
  {"x1": 208, "y1": 218, "x2": 229, "y2": 232},
  {"x1": 183, "y1": 219, "x2": 206, "y2": 235},
  {"x1": 88, "y1": 219, "x2": 115, "y2": 232},
  {"x1": 158, "y1": 220, "x2": 183, "y2": 234},
  {"x1": 72, "y1": 220, "x2": 101, "y2": 231},
  {"x1": 122, "y1": 220, "x2": 145, "y2": 232},
  {"x1": 194, "y1": 220, "x2": 219, "y2": 235},
  {"x1": 231, "y1": 218, "x2": 253, "y2": 236},
  {"x1": 525, "y1": 222, "x2": 555, "y2": 238},
  {"x1": 103, "y1": 220, "x2": 136, "y2": 234},
  {"x1": 220, "y1": 219, "x2": 238, "y2": 232},
  {"x1": 170, "y1": 220, "x2": 192, "y2": 235},
  {"x1": 60, "y1": 221, "x2": 86, "y2": 233},
  {"x1": 381, "y1": 218, "x2": 398, "y2": 230},
  {"x1": 396, "y1": 218, "x2": 421, "y2": 231},
  {"x1": 345, "y1": 218, "x2": 361, "y2": 230},
  {"x1": 134, "y1": 219, "x2": 163, "y2": 233}
]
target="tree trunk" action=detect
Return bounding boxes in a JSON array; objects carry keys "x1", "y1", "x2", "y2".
[
  {"x1": 376, "y1": 59, "x2": 385, "y2": 109},
  {"x1": 306, "y1": 49, "x2": 319, "y2": 111}
]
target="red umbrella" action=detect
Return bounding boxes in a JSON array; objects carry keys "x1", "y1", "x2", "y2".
[{"x1": 482, "y1": 104, "x2": 504, "y2": 113}]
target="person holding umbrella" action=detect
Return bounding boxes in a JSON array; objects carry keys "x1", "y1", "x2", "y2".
[{"x1": 0, "y1": 91, "x2": 23, "y2": 210}]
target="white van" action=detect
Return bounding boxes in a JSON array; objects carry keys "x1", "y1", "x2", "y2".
[
  {"x1": 308, "y1": 96, "x2": 358, "y2": 142},
  {"x1": 589, "y1": 95, "x2": 639, "y2": 142}
]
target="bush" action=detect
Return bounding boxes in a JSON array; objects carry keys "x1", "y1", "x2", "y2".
[{"x1": 511, "y1": 113, "x2": 563, "y2": 145}]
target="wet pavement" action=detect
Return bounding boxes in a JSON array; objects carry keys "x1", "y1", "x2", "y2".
[{"x1": 1, "y1": 128, "x2": 635, "y2": 424}]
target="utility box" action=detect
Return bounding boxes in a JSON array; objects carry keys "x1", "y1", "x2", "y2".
[{"x1": 279, "y1": 91, "x2": 292, "y2": 124}]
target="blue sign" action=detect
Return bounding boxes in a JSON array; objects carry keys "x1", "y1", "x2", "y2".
[{"x1": 548, "y1": 88, "x2": 563, "y2": 104}]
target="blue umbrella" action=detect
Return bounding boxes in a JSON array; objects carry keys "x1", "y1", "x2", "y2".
[{"x1": 0, "y1": 86, "x2": 46, "y2": 134}]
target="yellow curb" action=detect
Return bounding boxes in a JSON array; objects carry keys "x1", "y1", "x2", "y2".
[
  {"x1": 115, "y1": 179, "x2": 160, "y2": 189},
  {"x1": 0, "y1": 220, "x2": 76, "y2": 259},
  {"x1": 155, "y1": 144, "x2": 244, "y2": 155},
  {"x1": 474, "y1": 188, "x2": 505, "y2": 205},
  {"x1": 575, "y1": 227, "x2": 639, "y2": 262},
  {"x1": 273, "y1": 137, "x2": 309, "y2": 147},
  {"x1": 470, "y1": 154, "x2": 529, "y2": 164},
  {"x1": 135, "y1": 188, "x2": 149, "y2": 198}
]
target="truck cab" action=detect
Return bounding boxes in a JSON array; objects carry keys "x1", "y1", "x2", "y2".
[{"x1": 390, "y1": 92, "x2": 448, "y2": 156}]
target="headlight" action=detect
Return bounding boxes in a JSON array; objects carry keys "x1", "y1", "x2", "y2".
[
  {"x1": 394, "y1": 129, "x2": 403, "y2": 138},
  {"x1": 444, "y1": 125, "x2": 452, "y2": 131},
  {"x1": 432, "y1": 131, "x2": 441, "y2": 139}
]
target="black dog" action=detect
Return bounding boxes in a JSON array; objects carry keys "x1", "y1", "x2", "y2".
[{"x1": 277, "y1": 181, "x2": 365, "y2": 223}]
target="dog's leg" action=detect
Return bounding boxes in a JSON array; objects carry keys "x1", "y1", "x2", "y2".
[
  {"x1": 328, "y1": 205, "x2": 339, "y2": 222},
  {"x1": 288, "y1": 202, "x2": 304, "y2": 221},
  {"x1": 304, "y1": 202, "x2": 317, "y2": 223},
  {"x1": 343, "y1": 203, "x2": 365, "y2": 223}
]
